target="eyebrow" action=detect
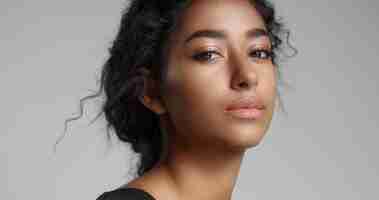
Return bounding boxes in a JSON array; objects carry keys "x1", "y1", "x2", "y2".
[{"x1": 184, "y1": 28, "x2": 269, "y2": 44}]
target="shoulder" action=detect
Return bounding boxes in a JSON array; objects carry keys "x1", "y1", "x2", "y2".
[{"x1": 96, "y1": 187, "x2": 156, "y2": 200}]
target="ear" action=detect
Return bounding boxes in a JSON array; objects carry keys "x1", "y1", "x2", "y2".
[{"x1": 138, "y1": 68, "x2": 167, "y2": 115}]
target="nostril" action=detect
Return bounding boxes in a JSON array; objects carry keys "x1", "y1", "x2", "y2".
[{"x1": 238, "y1": 81, "x2": 249, "y2": 88}]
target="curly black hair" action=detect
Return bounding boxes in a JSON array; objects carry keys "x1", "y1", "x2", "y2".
[{"x1": 56, "y1": 0, "x2": 297, "y2": 179}]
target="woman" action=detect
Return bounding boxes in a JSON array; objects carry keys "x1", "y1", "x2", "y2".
[{"x1": 87, "y1": 0, "x2": 295, "y2": 199}]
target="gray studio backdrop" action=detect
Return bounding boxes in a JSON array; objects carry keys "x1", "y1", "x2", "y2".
[{"x1": 1, "y1": 0, "x2": 378, "y2": 199}]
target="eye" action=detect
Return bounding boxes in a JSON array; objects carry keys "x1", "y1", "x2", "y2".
[
  {"x1": 192, "y1": 50, "x2": 222, "y2": 62},
  {"x1": 249, "y1": 49, "x2": 273, "y2": 60}
]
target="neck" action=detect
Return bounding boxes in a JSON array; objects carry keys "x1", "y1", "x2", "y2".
[
  {"x1": 163, "y1": 137, "x2": 245, "y2": 200},
  {"x1": 128, "y1": 117, "x2": 246, "y2": 200},
  {"x1": 155, "y1": 115, "x2": 246, "y2": 200}
]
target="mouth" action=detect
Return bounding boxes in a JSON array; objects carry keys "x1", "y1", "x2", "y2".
[
  {"x1": 225, "y1": 97, "x2": 266, "y2": 120},
  {"x1": 225, "y1": 107, "x2": 265, "y2": 120}
]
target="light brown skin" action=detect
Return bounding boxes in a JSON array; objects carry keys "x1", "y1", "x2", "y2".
[{"x1": 127, "y1": 1, "x2": 278, "y2": 200}]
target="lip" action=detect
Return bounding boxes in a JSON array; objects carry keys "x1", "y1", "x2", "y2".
[
  {"x1": 225, "y1": 97, "x2": 265, "y2": 120},
  {"x1": 225, "y1": 108, "x2": 264, "y2": 119}
]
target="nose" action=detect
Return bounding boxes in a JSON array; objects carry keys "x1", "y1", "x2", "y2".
[{"x1": 230, "y1": 55, "x2": 258, "y2": 91}]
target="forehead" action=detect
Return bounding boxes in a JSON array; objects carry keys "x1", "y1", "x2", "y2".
[{"x1": 175, "y1": 0, "x2": 266, "y2": 37}]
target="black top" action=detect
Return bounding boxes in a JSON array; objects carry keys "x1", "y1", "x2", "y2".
[{"x1": 96, "y1": 188, "x2": 157, "y2": 200}]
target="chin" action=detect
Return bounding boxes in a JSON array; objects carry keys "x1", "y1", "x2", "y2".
[
  {"x1": 216, "y1": 109, "x2": 274, "y2": 151},
  {"x1": 223, "y1": 126, "x2": 268, "y2": 152}
]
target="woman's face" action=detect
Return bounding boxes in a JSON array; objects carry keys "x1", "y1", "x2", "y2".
[{"x1": 159, "y1": 0, "x2": 277, "y2": 151}]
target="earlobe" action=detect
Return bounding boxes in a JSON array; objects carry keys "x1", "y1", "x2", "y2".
[
  {"x1": 138, "y1": 69, "x2": 167, "y2": 115},
  {"x1": 139, "y1": 93, "x2": 167, "y2": 115}
]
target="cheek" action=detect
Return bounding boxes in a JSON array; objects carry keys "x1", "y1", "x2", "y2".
[
  {"x1": 262, "y1": 65, "x2": 277, "y2": 100},
  {"x1": 163, "y1": 66, "x2": 218, "y2": 115},
  {"x1": 161, "y1": 64, "x2": 224, "y2": 139},
  {"x1": 264, "y1": 67, "x2": 278, "y2": 121}
]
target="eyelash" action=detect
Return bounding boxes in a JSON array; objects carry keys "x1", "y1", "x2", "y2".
[
  {"x1": 192, "y1": 50, "x2": 220, "y2": 62},
  {"x1": 192, "y1": 49, "x2": 273, "y2": 62},
  {"x1": 249, "y1": 49, "x2": 274, "y2": 60}
]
